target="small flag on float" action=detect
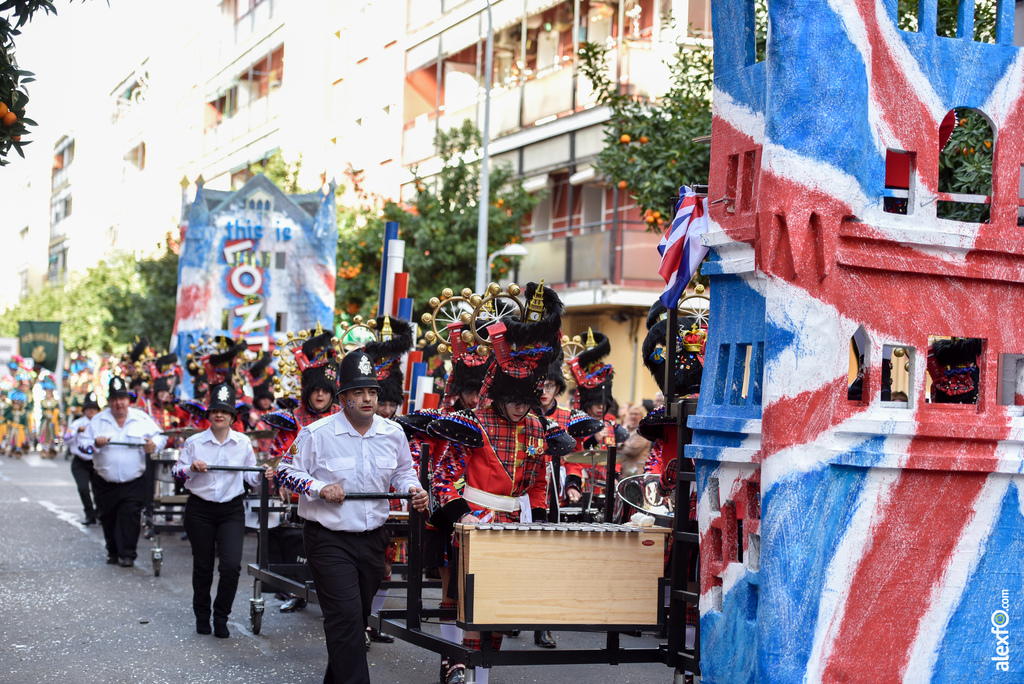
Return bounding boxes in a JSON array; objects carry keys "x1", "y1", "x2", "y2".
[{"x1": 657, "y1": 185, "x2": 709, "y2": 308}]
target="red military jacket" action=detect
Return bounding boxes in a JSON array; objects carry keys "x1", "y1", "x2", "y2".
[{"x1": 433, "y1": 405, "x2": 547, "y2": 524}]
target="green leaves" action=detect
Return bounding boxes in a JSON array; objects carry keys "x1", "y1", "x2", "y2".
[
  {"x1": 578, "y1": 39, "x2": 713, "y2": 230},
  {"x1": 0, "y1": 240, "x2": 178, "y2": 352},
  {"x1": 937, "y1": 108, "x2": 993, "y2": 223},
  {"x1": 0, "y1": 0, "x2": 87, "y2": 164},
  {"x1": 333, "y1": 121, "x2": 538, "y2": 322}
]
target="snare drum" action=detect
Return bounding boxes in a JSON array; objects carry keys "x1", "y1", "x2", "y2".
[
  {"x1": 243, "y1": 496, "x2": 282, "y2": 529},
  {"x1": 154, "y1": 449, "x2": 180, "y2": 484}
]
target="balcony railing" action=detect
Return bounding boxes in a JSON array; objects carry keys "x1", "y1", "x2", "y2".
[
  {"x1": 203, "y1": 88, "x2": 283, "y2": 156},
  {"x1": 403, "y1": 41, "x2": 676, "y2": 162},
  {"x1": 517, "y1": 223, "x2": 664, "y2": 288}
]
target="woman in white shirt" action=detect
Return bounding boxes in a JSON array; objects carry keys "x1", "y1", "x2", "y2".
[{"x1": 173, "y1": 383, "x2": 273, "y2": 638}]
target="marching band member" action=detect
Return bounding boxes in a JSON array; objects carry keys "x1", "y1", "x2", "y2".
[
  {"x1": 638, "y1": 300, "x2": 705, "y2": 653},
  {"x1": 364, "y1": 314, "x2": 415, "y2": 646},
  {"x1": 4, "y1": 389, "x2": 31, "y2": 457},
  {"x1": 146, "y1": 354, "x2": 187, "y2": 432},
  {"x1": 276, "y1": 349, "x2": 427, "y2": 684},
  {"x1": 66, "y1": 391, "x2": 101, "y2": 525},
  {"x1": 80, "y1": 376, "x2": 167, "y2": 567},
  {"x1": 430, "y1": 282, "x2": 562, "y2": 684},
  {"x1": 566, "y1": 329, "x2": 622, "y2": 502},
  {"x1": 172, "y1": 383, "x2": 274, "y2": 638},
  {"x1": 275, "y1": 328, "x2": 342, "y2": 614},
  {"x1": 38, "y1": 376, "x2": 60, "y2": 458}
]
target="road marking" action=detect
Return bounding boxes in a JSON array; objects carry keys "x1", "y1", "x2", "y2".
[
  {"x1": 38, "y1": 500, "x2": 87, "y2": 532},
  {"x1": 23, "y1": 454, "x2": 57, "y2": 468}
]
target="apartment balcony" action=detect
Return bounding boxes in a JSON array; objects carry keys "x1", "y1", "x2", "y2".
[
  {"x1": 517, "y1": 221, "x2": 663, "y2": 297},
  {"x1": 202, "y1": 88, "x2": 283, "y2": 157},
  {"x1": 402, "y1": 42, "x2": 674, "y2": 166}
]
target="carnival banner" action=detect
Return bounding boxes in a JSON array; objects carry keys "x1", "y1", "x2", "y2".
[
  {"x1": 18, "y1": 321, "x2": 61, "y2": 371},
  {"x1": 170, "y1": 174, "x2": 338, "y2": 398}
]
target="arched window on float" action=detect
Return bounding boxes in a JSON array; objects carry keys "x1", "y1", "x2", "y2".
[
  {"x1": 937, "y1": 108, "x2": 994, "y2": 224},
  {"x1": 847, "y1": 326, "x2": 869, "y2": 403}
]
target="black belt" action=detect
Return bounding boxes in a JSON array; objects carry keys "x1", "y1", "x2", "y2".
[{"x1": 306, "y1": 519, "x2": 382, "y2": 537}]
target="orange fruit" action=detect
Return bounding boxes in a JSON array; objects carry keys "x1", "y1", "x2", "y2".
[
  {"x1": 13, "y1": 135, "x2": 21, "y2": 142},
  {"x1": 619, "y1": 134, "x2": 631, "y2": 144},
  {"x1": 629, "y1": 156, "x2": 635, "y2": 163},
  {"x1": 653, "y1": 211, "x2": 661, "y2": 219},
  {"x1": 645, "y1": 214, "x2": 656, "y2": 224},
  {"x1": 984, "y1": 140, "x2": 992, "y2": 149},
  {"x1": 617, "y1": 180, "x2": 627, "y2": 189},
  {"x1": 0, "y1": 102, "x2": 7, "y2": 117},
  {"x1": 639, "y1": 135, "x2": 649, "y2": 144},
  {"x1": 1, "y1": 111, "x2": 16, "y2": 127}
]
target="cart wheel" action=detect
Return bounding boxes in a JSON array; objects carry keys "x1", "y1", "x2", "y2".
[
  {"x1": 153, "y1": 557, "x2": 161, "y2": 577},
  {"x1": 250, "y1": 605, "x2": 263, "y2": 634}
]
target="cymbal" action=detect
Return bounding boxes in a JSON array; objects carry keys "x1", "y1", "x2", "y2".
[
  {"x1": 245, "y1": 430, "x2": 276, "y2": 439},
  {"x1": 259, "y1": 456, "x2": 281, "y2": 470},
  {"x1": 561, "y1": 449, "x2": 625, "y2": 465},
  {"x1": 161, "y1": 427, "x2": 199, "y2": 438}
]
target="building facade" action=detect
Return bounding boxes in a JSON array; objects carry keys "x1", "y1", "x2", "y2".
[{"x1": 2, "y1": 0, "x2": 710, "y2": 408}]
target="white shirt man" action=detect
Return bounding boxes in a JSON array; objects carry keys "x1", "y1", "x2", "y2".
[
  {"x1": 276, "y1": 350, "x2": 427, "y2": 684},
  {"x1": 79, "y1": 377, "x2": 166, "y2": 567},
  {"x1": 66, "y1": 392, "x2": 101, "y2": 525}
]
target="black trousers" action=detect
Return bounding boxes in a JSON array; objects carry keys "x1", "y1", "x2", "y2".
[
  {"x1": 183, "y1": 494, "x2": 245, "y2": 624},
  {"x1": 71, "y1": 456, "x2": 96, "y2": 518},
  {"x1": 304, "y1": 520, "x2": 388, "y2": 684},
  {"x1": 91, "y1": 474, "x2": 146, "y2": 560}
]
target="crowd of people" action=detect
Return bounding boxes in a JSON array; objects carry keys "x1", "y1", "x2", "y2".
[{"x1": 27, "y1": 282, "x2": 705, "y2": 684}]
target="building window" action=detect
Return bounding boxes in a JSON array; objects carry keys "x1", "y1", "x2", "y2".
[
  {"x1": 123, "y1": 142, "x2": 146, "y2": 174},
  {"x1": 51, "y1": 138, "x2": 74, "y2": 190},
  {"x1": 205, "y1": 86, "x2": 238, "y2": 130},
  {"x1": 241, "y1": 45, "x2": 284, "y2": 100}
]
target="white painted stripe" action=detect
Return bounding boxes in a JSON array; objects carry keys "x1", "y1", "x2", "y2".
[
  {"x1": 901, "y1": 474, "x2": 1013, "y2": 683},
  {"x1": 804, "y1": 467, "x2": 903, "y2": 683}
]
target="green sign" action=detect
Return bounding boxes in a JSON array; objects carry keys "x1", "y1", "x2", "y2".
[{"x1": 18, "y1": 321, "x2": 61, "y2": 372}]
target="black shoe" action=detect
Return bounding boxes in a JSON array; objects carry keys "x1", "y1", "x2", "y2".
[
  {"x1": 83, "y1": 515, "x2": 97, "y2": 526},
  {"x1": 444, "y1": 664, "x2": 466, "y2": 684},
  {"x1": 365, "y1": 631, "x2": 371, "y2": 651},
  {"x1": 534, "y1": 630, "x2": 556, "y2": 648},
  {"x1": 439, "y1": 657, "x2": 449, "y2": 684},
  {"x1": 106, "y1": 555, "x2": 119, "y2": 565},
  {"x1": 279, "y1": 597, "x2": 307, "y2": 613},
  {"x1": 119, "y1": 558, "x2": 134, "y2": 567},
  {"x1": 196, "y1": 620, "x2": 211, "y2": 635},
  {"x1": 214, "y1": 622, "x2": 229, "y2": 638},
  {"x1": 367, "y1": 626, "x2": 394, "y2": 643}
]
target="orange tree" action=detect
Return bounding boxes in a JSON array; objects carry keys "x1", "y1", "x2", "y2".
[
  {"x1": 0, "y1": 0, "x2": 71, "y2": 165},
  {"x1": 577, "y1": 37, "x2": 713, "y2": 231},
  {"x1": 336, "y1": 120, "x2": 538, "y2": 319}
]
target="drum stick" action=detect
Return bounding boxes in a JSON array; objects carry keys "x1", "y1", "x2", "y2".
[
  {"x1": 204, "y1": 465, "x2": 268, "y2": 473},
  {"x1": 342, "y1": 492, "x2": 413, "y2": 500}
]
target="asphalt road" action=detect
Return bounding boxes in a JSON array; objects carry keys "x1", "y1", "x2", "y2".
[{"x1": 0, "y1": 451, "x2": 677, "y2": 683}]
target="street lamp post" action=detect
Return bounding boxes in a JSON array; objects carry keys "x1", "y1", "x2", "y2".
[{"x1": 474, "y1": 0, "x2": 495, "y2": 295}]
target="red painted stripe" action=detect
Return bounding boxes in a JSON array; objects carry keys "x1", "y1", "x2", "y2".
[
  {"x1": 855, "y1": 0, "x2": 940, "y2": 196},
  {"x1": 821, "y1": 454, "x2": 992, "y2": 682}
]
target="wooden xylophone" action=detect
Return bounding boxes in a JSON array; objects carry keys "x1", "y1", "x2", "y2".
[{"x1": 455, "y1": 521, "x2": 670, "y2": 629}]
